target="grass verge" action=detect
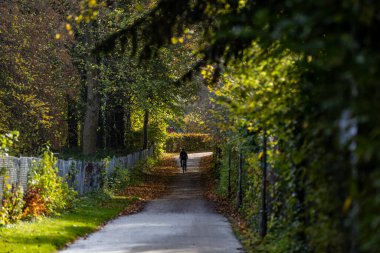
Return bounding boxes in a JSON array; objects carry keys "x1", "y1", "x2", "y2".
[
  {"x1": 0, "y1": 154, "x2": 178, "y2": 253},
  {"x1": 0, "y1": 191, "x2": 135, "y2": 253}
]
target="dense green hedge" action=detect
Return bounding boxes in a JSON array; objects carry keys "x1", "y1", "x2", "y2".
[{"x1": 165, "y1": 133, "x2": 212, "y2": 152}]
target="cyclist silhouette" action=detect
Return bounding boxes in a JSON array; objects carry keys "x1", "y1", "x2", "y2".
[{"x1": 179, "y1": 148, "x2": 188, "y2": 173}]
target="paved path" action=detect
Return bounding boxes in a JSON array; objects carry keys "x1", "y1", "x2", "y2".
[{"x1": 60, "y1": 152, "x2": 243, "y2": 253}]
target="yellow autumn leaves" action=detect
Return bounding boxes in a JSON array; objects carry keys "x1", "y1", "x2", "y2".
[
  {"x1": 88, "y1": 0, "x2": 97, "y2": 8},
  {"x1": 171, "y1": 28, "x2": 193, "y2": 44},
  {"x1": 171, "y1": 37, "x2": 184, "y2": 44},
  {"x1": 55, "y1": 22, "x2": 73, "y2": 39},
  {"x1": 201, "y1": 65, "x2": 215, "y2": 83},
  {"x1": 56, "y1": 0, "x2": 102, "y2": 40}
]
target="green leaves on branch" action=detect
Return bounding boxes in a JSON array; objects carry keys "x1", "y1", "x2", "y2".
[
  {"x1": 0, "y1": 185, "x2": 24, "y2": 225},
  {"x1": 209, "y1": 42, "x2": 302, "y2": 138},
  {"x1": 0, "y1": 131, "x2": 19, "y2": 155}
]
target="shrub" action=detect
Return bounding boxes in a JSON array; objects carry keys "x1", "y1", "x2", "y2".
[
  {"x1": 0, "y1": 131, "x2": 24, "y2": 225},
  {"x1": 165, "y1": 133, "x2": 213, "y2": 152},
  {"x1": 25, "y1": 148, "x2": 77, "y2": 218},
  {"x1": 107, "y1": 165, "x2": 130, "y2": 192},
  {"x1": 22, "y1": 187, "x2": 46, "y2": 218},
  {"x1": 0, "y1": 183, "x2": 25, "y2": 225}
]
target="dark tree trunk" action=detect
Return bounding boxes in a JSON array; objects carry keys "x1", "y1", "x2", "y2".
[
  {"x1": 112, "y1": 103, "x2": 125, "y2": 148},
  {"x1": 82, "y1": 21, "x2": 101, "y2": 156},
  {"x1": 83, "y1": 54, "x2": 100, "y2": 155},
  {"x1": 125, "y1": 105, "x2": 132, "y2": 134},
  {"x1": 292, "y1": 120, "x2": 308, "y2": 249},
  {"x1": 236, "y1": 148, "x2": 243, "y2": 209},
  {"x1": 228, "y1": 149, "x2": 232, "y2": 197},
  {"x1": 67, "y1": 95, "x2": 78, "y2": 148},
  {"x1": 142, "y1": 109, "x2": 149, "y2": 149},
  {"x1": 97, "y1": 100, "x2": 105, "y2": 149},
  {"x1": 259, "y1": 133, "x2": 268, "y2": 237},
  {"x1": 124, "y1": 104, "x2": 132, "y2": 150}
]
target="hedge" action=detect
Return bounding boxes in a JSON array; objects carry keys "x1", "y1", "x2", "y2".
[{"x1": 165, "y1": 133, "x2": 213, "y2": 152}]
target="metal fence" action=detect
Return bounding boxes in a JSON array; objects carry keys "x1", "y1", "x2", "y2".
[{"x1": 0, "y1": 147, "x2": 154, "y2": 200}]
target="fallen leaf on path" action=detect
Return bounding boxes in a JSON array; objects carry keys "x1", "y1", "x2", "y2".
[{"x1": 119, "y1": 154, "x2": 178, "y2": 214}]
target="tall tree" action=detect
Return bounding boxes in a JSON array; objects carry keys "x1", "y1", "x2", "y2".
[{"x1": 0, "y1": 0, "x2": 80, "y2": 154}]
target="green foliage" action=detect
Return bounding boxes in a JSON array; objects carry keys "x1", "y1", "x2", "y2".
[
  {"x1": 197, "y1": 2, "x2": 380, "y2": 250},
  {"x1": 106, "y1": 155, "x2": 159, "y2": 193},
  {"x1": 25, "y1": 148, "x2": 77, "y2": 218},
  {"x1": 106, "y1": 165, "x2": 131, "y2": 193},
  {"x1": 0, "y1": 184, "x2": 25, "y2": 225},
  {"x1": 147, "y1": 120, "x2": 169, "y2": 156},
  {"x1": 130, "y1": 157, "x2": 157, "y2": 181},
  {"x1": 182, "y1": 112, "x2": 208, "y2": 133},
  {"x1": 207, "y1": 40, "x2": 347, "y2": 252},
  {"x1": 74, "y1": 3, "x2": 200, "y2": 154},
  {"x1": 0, "y1": 131, "x2": 19, "y2": 156},
  {"x1": 1, "y1": 0, "x2": 201, "y2": 157},
  {"x1": 0, "y1": 131, "x2": 24, "y2": 225},
  {"x1": 165, "y1": 133, "x2": 213, "y2": 152}
]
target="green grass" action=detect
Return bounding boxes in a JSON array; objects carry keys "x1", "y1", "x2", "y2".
[{"x1": 0, "y1": 191, "x2": 137, "y2": 253}]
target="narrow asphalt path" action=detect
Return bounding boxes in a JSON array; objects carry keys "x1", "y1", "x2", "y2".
[{"x1": 60, "y1": 152, "x2": 243, "y2": 253}]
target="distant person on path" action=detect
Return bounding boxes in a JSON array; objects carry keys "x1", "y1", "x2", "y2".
[{"x1": 180, "y1": 148, "x2": 188, "y2": 172}]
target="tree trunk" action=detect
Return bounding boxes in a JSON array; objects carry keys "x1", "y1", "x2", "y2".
[
  {"x1": 124, "y1": 104, "x2": 132, "y2": 150},
  {"x1": 97, "y1": 97, "x2": 105, "y2": 149},
  {"x1": 259, "y1": 133, "x2": 268, "y2": 237},
  {"x1": 82, "y1": 54, "x2": 100, "y2": 155},
  {"x1": 236, "y1": 148, "x2": 243, "y2": 209},
  {"x1": 125, "y1": 105, "x2": 132, "y2": 134},
  {"x1": 113, "y1": 103, "x2": 125, "y2": 148},
  {"x1": 67, "y1": 95, "x2": 78, "y2": 148},
  {"x1": 228, "y1": 149, "x2": 232, "y2": 197},
  {"x1": 142, "y1": 109, "x2": 149, "y2": 149}
]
